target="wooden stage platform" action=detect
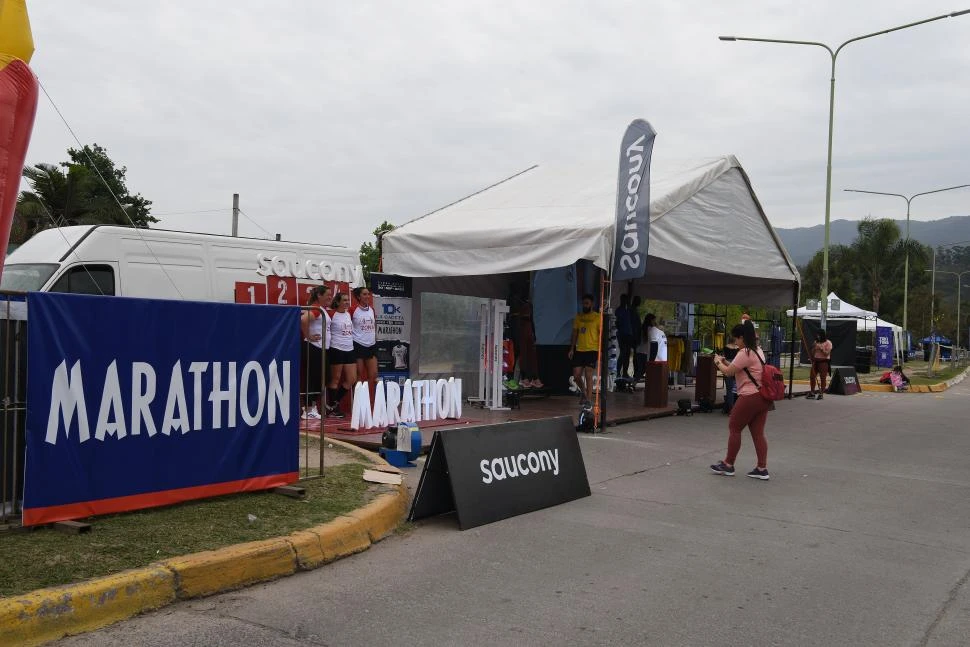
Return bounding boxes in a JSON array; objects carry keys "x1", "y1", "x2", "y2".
[{"x1": 302, "y1": 381, "x2": 811, "y2": 452}]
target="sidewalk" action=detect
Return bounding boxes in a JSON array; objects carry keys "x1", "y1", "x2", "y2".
[{"x1": 0, "y1": 439, "x2": 409, "y2": 647}]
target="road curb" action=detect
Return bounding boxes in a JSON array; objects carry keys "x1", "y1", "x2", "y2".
[
  {"x1": 791, "y1": 365, "x2": 970, "y2": 393},
  {"x1": 0, "y1": 438, "x2": 407, "y2": 647}
]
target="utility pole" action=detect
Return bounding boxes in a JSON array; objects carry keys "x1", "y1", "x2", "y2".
[{"x1": 232, "y1": 193, "x2": 240, "y2": 237}]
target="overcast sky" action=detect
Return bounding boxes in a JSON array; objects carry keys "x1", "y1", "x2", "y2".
[{"x1": 22, "y1": 1, "x2": 970, "y2": 251}]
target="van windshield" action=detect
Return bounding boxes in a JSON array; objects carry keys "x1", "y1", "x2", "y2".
[{"x1": 0, "y1": 264, "x2": 58, "y2": 292}]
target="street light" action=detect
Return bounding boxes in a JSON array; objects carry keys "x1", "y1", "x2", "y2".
[
  {"x1": 720, "y1": 9, "x2": 970, "y2": 330},
  {"x1": 929, "y1": 239, "x2": 970, "y2": 329},
  {"x1": 843, "y1": 184, "x2": 970, "y2": 334},
  {"x1": 924, "y1": 269, "x2": 970, "y2": 352}
]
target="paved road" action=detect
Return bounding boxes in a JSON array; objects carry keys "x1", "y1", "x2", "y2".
[{"x1": 57, "y1": 380, "x2": 970, "y2": 646}]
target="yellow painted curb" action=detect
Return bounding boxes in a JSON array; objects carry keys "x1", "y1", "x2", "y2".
[
  {"x1": 312, "y1": 515, "x2": 374, "y2": 561},
  {"x1": 287, "y1": 530, "x2": 328, "y2": 571},
  {"x1": 161, "y1": 538, "x2": 297, "y2": 600},
  {"x1": 0, "y1": 442, "x2": 408, "y2": 646},
  {"x1": 0, "y1": 566, "x2": 175, "y2": 647},
  {"x1": 344, "y1": 486, "x2": 410, "y2": 542}
]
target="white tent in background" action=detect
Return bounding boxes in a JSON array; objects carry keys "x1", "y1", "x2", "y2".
[
  {"x1": 785, "y1": 291, "x2": 902, "y2": 332},
  {"x1": 787, "y1": 292, "x2": 904, "y2": 365},
  {"x1": 786, "y1": 292, "x2": 876, "y2": 321}
]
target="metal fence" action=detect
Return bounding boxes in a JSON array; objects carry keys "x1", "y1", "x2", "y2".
[
  {"x1": 0, "y1": 293, "x2": 26, "y2": 527},
  {"x1": 297, "y1": 305, "x2": 328, "y2": 480}
]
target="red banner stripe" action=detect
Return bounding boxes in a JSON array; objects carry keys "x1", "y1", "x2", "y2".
[{"x1": 21, "y1": 472, "x2": 299, "y2": 527}]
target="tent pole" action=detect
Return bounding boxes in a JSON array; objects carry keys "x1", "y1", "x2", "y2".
[
  {"x1": 594, "y1": 270, "x2": 610, "y2": 433},
  {"x1": 788, "y1": 283, "x2": 798, "y2": 399}
]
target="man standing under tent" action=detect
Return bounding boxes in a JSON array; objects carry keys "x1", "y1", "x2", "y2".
[
  {"x1": 615, "y1": 294, "x2": 635, "y2": 379},
  {"x1": 569, "y1": 294, "x2": 600, "y2": 404}
]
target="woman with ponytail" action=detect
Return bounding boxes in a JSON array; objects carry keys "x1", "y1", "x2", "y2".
[{"x1": 709, "y1": 320, "x2": 771, "y2": 480}]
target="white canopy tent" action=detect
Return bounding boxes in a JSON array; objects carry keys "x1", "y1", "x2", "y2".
[
  {"x1": 787, "y1": 292, "x2": 904, "y2": 365},
  {"x1": 383, "y1": 156, "x2": 800, "y2": 306},
  {"x1": 785, "y1": 292, "x2": 902, "y2": 333},
  {"x1": 382, "y1": 156, "x2": 801, "y2": 386}
]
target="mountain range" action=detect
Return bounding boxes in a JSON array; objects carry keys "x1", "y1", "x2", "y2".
[{"x1": 774, "y1": 215, "x2": 970, "y2": 267}]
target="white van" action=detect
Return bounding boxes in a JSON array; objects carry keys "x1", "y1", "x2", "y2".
[{"x1": 0, "y1": 225, "x2": 364, "y2": 304}]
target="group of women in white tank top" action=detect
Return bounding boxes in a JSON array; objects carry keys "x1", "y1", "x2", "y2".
[{"x1": 299, "y1": 285, "x2": 378, "y2": 419}]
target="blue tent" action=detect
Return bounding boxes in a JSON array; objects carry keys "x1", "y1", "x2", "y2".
[{"x1": 921, "y1": 334, "x2": 952, "y2": 360}]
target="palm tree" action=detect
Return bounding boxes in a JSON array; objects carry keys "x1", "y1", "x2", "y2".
[
  {"x1": 846, "y1": 217, "x2": 926, "y2": 314},
  {"x1": 13, "y1": 144, "x2": 155, "y2": 244}
]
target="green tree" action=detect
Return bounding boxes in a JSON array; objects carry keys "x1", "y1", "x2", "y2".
[
  {"x1": 359, "y1": 221, "x2": 395, "y2": 283},
  {"x1": 14, "y1": 143, "x2": 155, "y2": 243},
  {"x1": 847, "y1": 217, "x2": 925, "y2": 314},
  {"x1": 798, "y1": 244, "x2": 856, "y2": 305}
]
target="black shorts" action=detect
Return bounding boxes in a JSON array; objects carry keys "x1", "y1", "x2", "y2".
[
  {"x1": 328, "y1": 347, "x2": 356, "y2": 366},
  {"x1": 572, "y1": 350, "x2": 598, "y2": 368},
  {"x1": 354, "y1": 342, "x2": 377, "y2": 360}
]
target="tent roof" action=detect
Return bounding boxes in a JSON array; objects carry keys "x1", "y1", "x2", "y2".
[
  {"x1": 786, "y1": 292, "x2": 877, "y2": 319},
  {"x1": 786, "y1": 292, "x2": 903, "y2": 332},
  {"x1": 382, "y1": 156, "x2": 800, "y2": 306}
]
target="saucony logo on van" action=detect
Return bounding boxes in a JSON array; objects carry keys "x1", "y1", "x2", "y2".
[{"x1": 255, "y1": 254, "x2": 364, "y2": 286}]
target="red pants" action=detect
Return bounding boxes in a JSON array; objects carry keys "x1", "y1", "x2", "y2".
[
  {"x1": 810, "y1": 359, "x2": 830, "y2": 393},
  {"x1": 725, "y1": 393, "x2": 770, "y2": 468}
]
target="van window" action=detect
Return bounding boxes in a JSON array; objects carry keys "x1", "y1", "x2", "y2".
[
  {"x1": 49, "y1": 265, "x2": 116, "y2": 296},
  {"x1": 0, "y1": 263, "x2": 58, "y2": 292}
]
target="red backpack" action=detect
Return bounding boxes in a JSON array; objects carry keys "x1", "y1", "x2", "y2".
[{"x1": 743, "y1": 349, "x2": 786, "y2": 402}]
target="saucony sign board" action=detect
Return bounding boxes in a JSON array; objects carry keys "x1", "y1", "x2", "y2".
[
  {"x1": 408, "y1": 417, "x2": 590, "y2": 530},
  {"x1": 612, "y1": 119, "x2": 656, "y2": 281}
]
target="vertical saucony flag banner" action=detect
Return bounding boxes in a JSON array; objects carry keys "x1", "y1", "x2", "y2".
[
  {"x1": 22, "y1": 293, "x2": 300, "y2": 526},
  {"x1": 408, "y1": 417, "x2": 590, "y2": 530},
  {"x1": 611, "y1": 119, "x2": 656, "y2": 281}
]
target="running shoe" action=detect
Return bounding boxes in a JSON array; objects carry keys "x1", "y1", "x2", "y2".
[
  {"x1": 747, "y1": 468, "x2": 770, "y2": 480},
  {"x1": 710, "y1": 461, "x2": 735, "y2": 476},
  {"x1": 520, "y1": 379, "x2": 533, "y2": 388},
  {"x1": 306, "y1": 405, "x2": 322, "y2": 420},
  {"x1": 568, "y1": 376, "x2": 581, "y2": 394},
  {"x1": 531, "y1": 379, "x2": 545, "y2": 389}
]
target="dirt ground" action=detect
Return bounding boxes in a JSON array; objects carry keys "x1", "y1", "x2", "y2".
[{"x1": 295, "y1": 433, "x2": 367, "y2": 476}]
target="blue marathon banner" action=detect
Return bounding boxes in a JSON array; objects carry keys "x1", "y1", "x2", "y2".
[
  {"x1": 875, "y1": 325, "x2": 894, "y2": 368},
  {"x1": 612, "y1": 118, "x2": 656, "y2": 281},
  {"x1": 23, "y1": 293, "x2": 300, "y2": 526}
]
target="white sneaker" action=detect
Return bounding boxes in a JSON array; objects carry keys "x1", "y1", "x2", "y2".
[
  {"x1": 301, "y1": 408, "x2": 309, "y2": 420},
  {"x1": 568, "y1": 376, "x2": 581, "y2": 393},
  {"x1": 306, "y1": 405, "x2": 322, "y2": 420}
]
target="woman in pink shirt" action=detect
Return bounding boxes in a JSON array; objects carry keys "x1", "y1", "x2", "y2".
[{"x1": 710, "y1": 321, "x2": 771, "y2": 480}]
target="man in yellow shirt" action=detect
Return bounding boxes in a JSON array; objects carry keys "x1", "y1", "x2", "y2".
[{"x1": 569, "y1": 293, "x2": 600, "y2": 403}]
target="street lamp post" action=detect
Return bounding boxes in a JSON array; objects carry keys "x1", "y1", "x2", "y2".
[
  {"x1": 925, "y1": 269, "x2": 970, "y2": 352},
  {"x1": 720, "y1": 9, "x2": 970, "y2": 330},
  {"x1": 929, "y1": 240, "x2": 970, "y2": 331},
  {"x1": 843, "y1": 185, "x2": 970, "y2": 335}
]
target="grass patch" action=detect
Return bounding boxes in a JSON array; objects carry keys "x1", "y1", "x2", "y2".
[
  {"x1": 905, "y1": 363, "x2": 965, "y2": 385},
  {"x1": 0, "y1": 462, "x2": 377, "y2": 598},
  {"x1": 786, "y1": 363, "x2": 968, "y2": 386}
]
